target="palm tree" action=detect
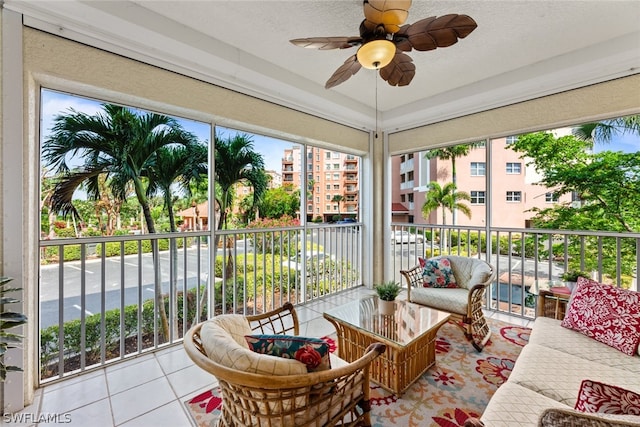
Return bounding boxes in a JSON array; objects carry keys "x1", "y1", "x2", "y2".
[
  {"x1": 42, "y1": 104, "x2": 197, "y2": 234},
  {"x1": 145, "y1": 143, "x2": 208, "y2": 232},
  {"x1": 424, "y1": 142, "x2": 482, "y2": 223},
  {"x1": 331, "y1": 194, "x2": 344, "y2": 219},
  {"x1": 42, "y1": 104, "x2": 197, "y2": 341},
  {"x1": 572, "y1": 115, "x2": 640, "y2": 144},
  {"x1": 422, "y1": 182, "x2": 471, "y2": 251}
]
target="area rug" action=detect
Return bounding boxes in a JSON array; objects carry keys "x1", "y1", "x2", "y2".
[{"x1": 184, "y1": 319, "x2": 530, "y2": 427}]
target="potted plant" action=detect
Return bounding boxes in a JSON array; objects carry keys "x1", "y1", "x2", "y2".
[
  {"x1": 374, "y1": 281, "x2": 401, "y2": 315},
  {"x1": 559, "y1": 270, "x2": 590, "y2": 293},
  {"x1": 1, "y1": 277, "x2": 27, "y2": 382}
]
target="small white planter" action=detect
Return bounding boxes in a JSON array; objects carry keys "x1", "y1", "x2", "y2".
[{"x1": 378, "y1": 299, "x2": 396, "y2": 316}]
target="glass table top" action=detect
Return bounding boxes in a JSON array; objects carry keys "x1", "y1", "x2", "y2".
[{"x1": 323, "y1": 295, "x2": 450, "y2": 346}]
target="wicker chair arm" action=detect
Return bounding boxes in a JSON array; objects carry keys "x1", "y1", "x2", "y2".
[{"x1": 400, "y1": 264, "x2": 423, "y2": 302}]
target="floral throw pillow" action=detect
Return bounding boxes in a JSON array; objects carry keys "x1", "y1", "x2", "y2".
[
  {"x1": 245, "y1": 334, "x2": 331, "y2": 372},
  {"x1": 574, "y1": 379, "x2": 640, "y2": 415},
  {"x1": 561, "y1": 277, "x2": 640, "y2": 356},
  {"x1": 421, "y1": 257, "x2": 458, "y2": 288}
]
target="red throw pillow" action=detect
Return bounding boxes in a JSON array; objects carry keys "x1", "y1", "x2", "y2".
[
  {"x1": 245, "y1": 334, "x2": 331, "y2": 372},
  {"x1": 561, "y1": 277, "x2": 640, "y2": 356},
  {"x1": 574, "y1": 379, "x2": 640, "y2": 415},
  {"x1": 421, "y1": 257, "x2": 458, "y2": 288}
]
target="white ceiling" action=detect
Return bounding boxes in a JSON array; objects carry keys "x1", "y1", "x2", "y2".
[{"x1": 6, "y1": 0, "x2": 640, "y2": 132}]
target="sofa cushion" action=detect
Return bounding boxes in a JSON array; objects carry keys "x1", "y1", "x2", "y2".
[
  {"x1": 480, "y1": 382, "x2": 568, "y2": 427},
  {"x1": 507, "y1": 344, "x2": 640, "y2": 407},
  {"x1": 200, "y1": 315, "x2": 308, "y2": 376},
  {"x1": 419, "y1": 257, "x2": 458, "y2": 288},
  {"x1": 529, "y1": 318, "x2": 640, "y2": 375},
  {"x1": 409, "y1": 287, "x2": 469, "y2": 315},
  {"x1": 245, "y1": 334, "x2": 331, "y2": 372},
  {"x1": 539, "y1": 408, "x2": 640, "y2": 426},
  {"x1": 575, "y1": 379, "x2": 640, "y2": 415},
  {"x1": 561, "y1": 277, "x2": 640, "y2": 356}
]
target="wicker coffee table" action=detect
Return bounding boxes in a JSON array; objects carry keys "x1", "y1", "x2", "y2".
[{"x1": 324, "y1": 295, "x2": 450, "y2": 396}]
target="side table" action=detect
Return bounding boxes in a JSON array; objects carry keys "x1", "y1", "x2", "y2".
[{"x1": 537, "y1": 288, "x2": 571, "y2": 319}]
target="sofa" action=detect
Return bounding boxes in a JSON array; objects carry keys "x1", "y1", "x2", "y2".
[{"x1": 479, "y1": 278, "x2": 640, "y2": 427}]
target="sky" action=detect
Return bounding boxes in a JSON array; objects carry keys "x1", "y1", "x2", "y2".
[{"x1": 41, "y1": 89, "x2": 638, "y2": 175}]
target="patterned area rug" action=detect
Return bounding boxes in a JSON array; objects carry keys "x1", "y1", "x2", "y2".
[{"x1": 184, "y1": 319, "x2": 530, "y2": 427}]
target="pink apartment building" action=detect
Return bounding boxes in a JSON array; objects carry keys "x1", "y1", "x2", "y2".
[
  {"x1": 392, "y1": 136, "x2": 572, "y2": 228},
  {"x1": 282, "y1": 146, "x2": 359, "y2": 222}
]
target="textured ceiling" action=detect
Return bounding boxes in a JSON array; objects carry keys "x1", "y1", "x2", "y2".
[{"x1": 6, "y1": 0, "x2": 640, "y2": 132}]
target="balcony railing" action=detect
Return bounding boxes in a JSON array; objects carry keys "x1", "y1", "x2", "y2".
[
  {"x1": 389, "y1": 223, "x2": 639, "y2": 319},
  {"x1": 37, "y1": 222, "x2": 639, "y2": 384},
  {"x1": 38, "y1": 223, "x2": 362, "y2": 384}
]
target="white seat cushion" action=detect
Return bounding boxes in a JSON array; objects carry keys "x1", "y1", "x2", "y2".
[{"x1": 409, "y1": 287, "x2": 469, "y2": 315}]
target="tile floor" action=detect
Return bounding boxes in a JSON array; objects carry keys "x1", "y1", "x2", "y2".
[{"x1": 11, "y1": 287, "x2": 533, "y2": 427}]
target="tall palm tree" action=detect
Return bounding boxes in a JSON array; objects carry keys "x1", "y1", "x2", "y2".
[
  {"x1": 213, "y1": 133, "x2": 268, "y2": 251},
  {"x1": 42, "y1": 104, "x2": 197, "y2": 341},
  {"x1": 422, "y1": 182, "x2": 471, "y2": 251},
  {"x1": 145, "y1": 143, "x2": 208, "y2": 232},
  {"x1": 424, "y1": 142, "x2": 482, "y2": 223},
  {"x1": 331, "y1": 194, "x2": 344, "y2": 218},
  {"x1": 421, "y1": 182, "x2": 472, "y2": 225},
  {"x1": 572, "y1": 115, "x2": 640, "y2": 144},
  {"x1": 42, "y1": 104, "x2": 196, "y2": 234}
]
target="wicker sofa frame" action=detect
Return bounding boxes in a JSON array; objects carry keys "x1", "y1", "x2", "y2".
[
  {"x1": 400, "y1": 256, "x2": 495, "y2": 351},
  {"x1": 183, "y1": 302, "x2": 386, "y2": 426}
]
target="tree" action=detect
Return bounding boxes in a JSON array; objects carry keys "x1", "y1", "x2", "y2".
[
  {"x1": 259, "y1": 187, "x2": 300, "y2": 219},
  {"x1": 424, "y1": 142, "x2": 482, "y2": 223},
  {"x1": 510, "y1": 132, "x2": 640, "y2": 232},
  {"x1": 331, "y1": 194, "x2": 344, "y2": 218},
  {"x1": 572, "y1": 114, "x2": 640, "y2": 144},
  {"x1": 214, "y1": 133, "x2": 268, "y2": 233},
  {"x1": 42, "y1": 104, "x2": 196, "y2": 234},
  {"x1": 421, "y1": 182, "x2": 472, "y2": 225},
  {"x1": 145, "y1": 143, "x2": 208, "y2": 232}
]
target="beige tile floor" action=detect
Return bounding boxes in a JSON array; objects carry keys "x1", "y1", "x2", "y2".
[{"x1": 13, "y1": 287, "x2": 533, "y2": 427}]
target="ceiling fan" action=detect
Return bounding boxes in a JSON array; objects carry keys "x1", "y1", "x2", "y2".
[{"x1": 290, "y1": 0, "x2": 477, "y2": 89}]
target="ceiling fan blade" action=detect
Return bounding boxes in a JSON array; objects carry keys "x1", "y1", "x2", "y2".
[
  {"x1": 290, "y1": 37, "x2": 362, "y2": 50},
  {"x1": 325, "y1": 55, "x2": 362, "y2": 89},
  {"x1": 362, "y1": 0, "x2": 412, "y2": 34},
  {"x1": 395, "y1": 14, "x2": 477, "y2": 52},
  {"x1": 379, "y1": 51, "x2": 415, "y2": 86}
]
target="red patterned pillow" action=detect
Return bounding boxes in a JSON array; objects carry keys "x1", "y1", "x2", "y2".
[
  {"x1": 575, "y1": 379, "x2": 640, "y2": 415},
  {"x1": 245, "y1": 335, "x2": 331, "y2": 372},
  {"x1": 422, "y1": 257, "x2": 458, "y2": 288},
  {"x1": 561, "y1": 277, "x2": 640, "y2": 356}
]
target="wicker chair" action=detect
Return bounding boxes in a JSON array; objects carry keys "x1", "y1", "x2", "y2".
[
  {"x1": 400, "y1": 256, "x2": 495, "y2": 351},
  {"x1": 183, "y1": 302, "x2": 386, "y2": 427}
]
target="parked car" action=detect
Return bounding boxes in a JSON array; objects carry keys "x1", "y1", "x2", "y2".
[
  {"x1": 281, "y1": 252, "x2": 335, "y2": 274},
  {"x1": 391, "y1": 230, "x2": 424, "y2": 244}
]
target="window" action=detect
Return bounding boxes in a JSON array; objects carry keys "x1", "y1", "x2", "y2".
[
  {"x1": 325, "y1": 184, "x2": 330, "y2": 190},
  {"x1": 407, "y1": 171, "x2": 414, "y2": 181},
  {"x1": 332, "y1": 152, "x2": 340, "y2": 159},
  {"x1": 326, "y1": 204, "x2": 331, "y2": 210},
  {"x1": 506, "y1": 162, "x2": 522, "y2": 174},
  {"x1": 545, "y1": 192, "x2": 559, "y2": 202},
  {"x1": 333, "y1": 184, "x2": 340, "y2": 190},
  {"x1": 471, "y1": 191, "x2": 485, "y2": 204},
  {"x1": 326, "y1": 152, "x2": 331, "y2": 159},
  {"x1": 400, "y1": 194, "x2": 406, "y2": 202},
  {"x1": 333, "y1": 163, "x2": 340, "y2": 169},
  {"x1": 408, "y1": 193, "x2": 414, "y2": 203},
  {"x1": 333, "y1": 173, "x2": 340, "y2": 180},
  {"x1": 470, "y1": 162, "x2": 486, "y2": 176},
  {"x1": 325, "y1": 173, "x2": 331, "y2": 180},
  {"x1": 326, "y1": 194, "x2": 331, "y2": 201},
  {"x1": 506, "y1": 191, "x2": 522, "y2": 202},
  {"x1": 307, "y1": 174, "x2": 313, "y2": 181},
  {"x1": 505, "y1": 136, "x2": 518, "y2": 144},
  {"x1": 316, "y1": 165, "x2": 320, "y2": 171},
  {"x1": 408, "y1": 153, "x2": 414, "y2": 160},
  {"x1": 325, "y1": 164, "x2": 331, "y2": 170}
]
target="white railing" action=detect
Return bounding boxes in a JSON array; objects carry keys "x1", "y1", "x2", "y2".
[
  {"x1": 38, "y1": 223, "x2": 362, "y2": 383},
  {"x1": 389, "y1": 223, "x2": 640, "y2": 319}
]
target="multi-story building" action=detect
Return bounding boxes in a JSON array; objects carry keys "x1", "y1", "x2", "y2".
[
  {"x1": 282, "y1": 146, "x2": 359, "y2": 222},
  {"x1": 392, "y1": 136, "x2": 572, "y2": 228}
]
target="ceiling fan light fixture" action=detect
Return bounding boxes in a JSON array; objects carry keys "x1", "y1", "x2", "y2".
[{"x1": 356, "y1": 39, "x2": 395, "y2": 69}]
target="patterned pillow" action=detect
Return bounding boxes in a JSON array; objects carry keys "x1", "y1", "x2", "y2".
[
  {"x1": 245, "y1": 335, "x2": 331, "y2": 372},
  {"x1": 561, "y1": 277, "x2": 640, "y2": 356},
  {"x1": 421, "y1": 257, "x2": 458, "y2": 288},
  {"x1": 575, "y1": 379, "x2": 640, "y2": 415}
]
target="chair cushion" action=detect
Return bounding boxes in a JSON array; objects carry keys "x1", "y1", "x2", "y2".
[
  {"x1": 245, "y1": 335, "x2": 331, "y2": 372},
  {"x1": 448, "y1": 255, "x2": 493, "y2": 291},
  {"x1": 420, "y1": 257, "x2": 458, "y2": 288},
  {"x1": 409, "y1": 287, "x2": 469, "y2": 315},
  {"x1": 561, "y1": 277, "x2": 640, "y2": 356},
  {"x1": 200, "y1": 315, "x2": 308, "y2": 376},
  {"x1": 575, "y1": 379, "x2": 640, "y2": 415}
]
